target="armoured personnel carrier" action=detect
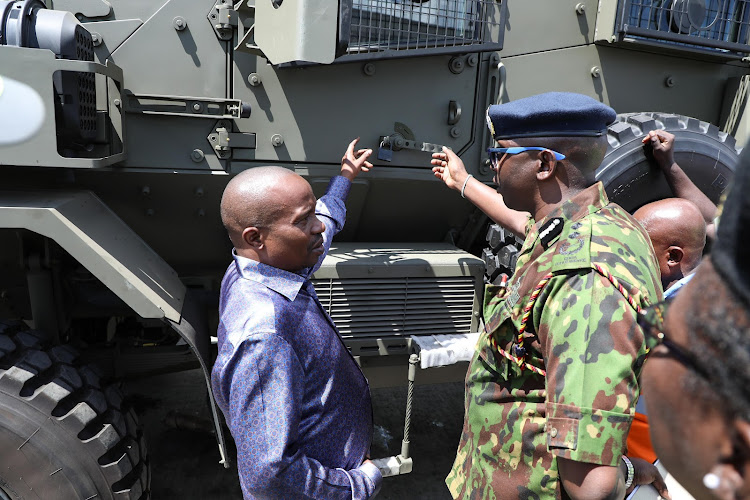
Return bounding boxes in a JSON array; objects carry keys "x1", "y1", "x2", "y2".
[{"x1": 0, "y1": 0, "x2": 745, "y2": 497}]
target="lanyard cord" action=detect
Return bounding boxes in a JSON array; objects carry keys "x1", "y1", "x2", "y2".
[{"x1": 487, "y1": 266, "x2": 651, "y2": 376}]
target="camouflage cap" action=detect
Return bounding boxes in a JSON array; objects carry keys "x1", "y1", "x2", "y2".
[{"x1": 486, "y1": 92, "x2": 617, "y2": 140}]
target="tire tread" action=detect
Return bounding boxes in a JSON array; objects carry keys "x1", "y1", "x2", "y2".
[{"x1": 0, "y1": 321, "x2": 150, "y2": 499}]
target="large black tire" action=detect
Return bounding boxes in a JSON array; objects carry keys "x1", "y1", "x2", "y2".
[
  {"x1": 0, "y1": 322, "x2": 150, "y2": 500},
  {"x1": 481, "y1": 112, "x2": 741, "y2": 282},
  {"x1": 482, "y1": 224, "x2": 523, "y2": 284},
  {"x1": 598, "y1": 112, "x2": 740, "y2": 211}
]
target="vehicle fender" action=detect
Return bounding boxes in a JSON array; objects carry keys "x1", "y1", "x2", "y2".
[{"x1": 0, "y1": 189, "x2": 230, "y2": 467}]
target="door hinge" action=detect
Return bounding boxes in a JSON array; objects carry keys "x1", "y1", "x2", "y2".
[
  {"x1": 209, "y1": 0, "x2": 238, "y2": 41},
  {"x1": 208, "y1": 120, "x2": 257, "y2": 160}
]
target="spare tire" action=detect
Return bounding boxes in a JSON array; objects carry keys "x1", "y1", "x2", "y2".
[
  {"x1": 480, "y1": 112, "x2": 741, "y2": 282},
  {"x1": 598, "y1": 112, "x2": 740, "y2": 212},
  {"x1": 0, "y1": 321, "x2": 150, "y2": 500}
]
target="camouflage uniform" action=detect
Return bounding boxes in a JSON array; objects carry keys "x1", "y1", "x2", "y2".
[{"x1": 445, "y1": 182, "x2": 663, "y2": 499}]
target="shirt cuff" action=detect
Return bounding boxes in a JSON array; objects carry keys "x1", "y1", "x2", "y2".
[
  {"x1": 327, "y1": 175, "x2": 352, "y2": 201},
  {"x1": 546, "y1": 402, "x2": 632, "y2": 466},
  {"x1": 357, "y1": 461, "x2": 383, "y2": 498}
]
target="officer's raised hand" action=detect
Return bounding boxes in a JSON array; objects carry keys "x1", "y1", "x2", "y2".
[
  {"x1": 431, "y1": 146, "x2": 468, "y2": 192},
  {"x1": 341, "y1": 138, "x2": 373, "y2": 181}
]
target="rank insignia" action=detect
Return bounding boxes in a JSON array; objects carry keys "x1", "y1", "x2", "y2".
[{"x1": 539, "y1": 217, "x2": 564, "y2": 249}]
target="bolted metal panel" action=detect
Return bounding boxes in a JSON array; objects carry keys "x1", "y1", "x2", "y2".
[
  {"x1": 347, "y1": 0, "x2": 504, "y2": 56},
  {"x1": 614, "y1": 0, "x2": 750, "y2": 55},
  {"x1": 500, "y1": 0, "x2": 597, "y2": 58},
  {"x1": 254, "y1": 0, "x2": 339, "y2": 64},
  {"x1": 498, "y1": 44, "x2": 750, "y2": 125}
]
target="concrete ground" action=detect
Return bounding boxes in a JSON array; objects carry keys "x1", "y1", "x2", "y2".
[
  {"x1": 127, "y1": 369, "x2": 695, "y2": 500},
  {"x1": 126, "y1": 369, "x2": 466, "y2": 499}
]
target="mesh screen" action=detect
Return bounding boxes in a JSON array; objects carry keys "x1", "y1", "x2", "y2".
[
  {"x1": 312, "y1": 276, "x2": 476, "y2": 337},
  {"x1": 348, "y1": 0, "x2": 503, "y2": 54},
  {"x1": 622, "y1": 0, "x2": 750, "y2": 52}
]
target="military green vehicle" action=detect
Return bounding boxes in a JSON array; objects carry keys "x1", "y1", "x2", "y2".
[{"x1": 0, "y1": 0, "x2": 745, "y2": 497}]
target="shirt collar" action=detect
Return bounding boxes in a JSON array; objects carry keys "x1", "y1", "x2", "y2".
[
  {"x1": 232, "y1": 250, "x2": 305, "y2": 301},
  {"x1": 664, "y1": 272, "x2": 695, "y2": 299},
  {"x1": 534, "y1": 181, "x2": 609, "y2": 231}
]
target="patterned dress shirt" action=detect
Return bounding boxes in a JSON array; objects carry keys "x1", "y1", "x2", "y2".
[{"x1": 211, "y1": 176, "x2": 381, "y2": 499}]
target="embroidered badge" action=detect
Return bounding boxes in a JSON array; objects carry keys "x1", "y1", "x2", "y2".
[
  {"x1": 540, "y1": 218, "x2": 564, "y2": 249},
  {"x1": 505, "y1": 279, "x2": 521, "y2": 309},
  {"x1": 559, "y1": 238, "x2": 584, "y2": 255}
]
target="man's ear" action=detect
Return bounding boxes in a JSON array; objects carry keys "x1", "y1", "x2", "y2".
[
  {"x1": 242, "y1": 226, "x2": 264, "y2": 250},
  {"x1": 536, "y1": 150, "x2": 558, "y2": 181},
  {"x1": 707, "y1": 419, "x2": 750, "y2": 500},
  {"x1": 694, "y1": 418, "x2": 749, "y2": 500},
  {"x1": 733, "y1": 419, "x2": 750, "y2": 494},
  {"x1": 667, "y1": 246, "x2": 684, "y2": 266}
]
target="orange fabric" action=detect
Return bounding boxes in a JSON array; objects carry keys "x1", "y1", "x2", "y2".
[{"x1": 626, "y1": 411, "x2": 657, "y2": 463}]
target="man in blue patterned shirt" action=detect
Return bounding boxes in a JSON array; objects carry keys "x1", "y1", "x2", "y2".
[{"x1": 212, "y1": 138, "x2": 381, "y2": 499}]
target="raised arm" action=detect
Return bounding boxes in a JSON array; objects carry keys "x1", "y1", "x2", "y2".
[
  {"x1": 307, "y1": 138, "x2": 374, "y2": 275},
  {"x1": 643, "y1": 130, "x2": 718, "y2": 239},
  {"x1": 431, "y1": 146, "x2": 529, "y2": 238}
]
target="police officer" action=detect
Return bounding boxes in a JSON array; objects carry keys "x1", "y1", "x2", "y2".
[{"x1": 431, "y1": 92, "x2": 669, "y2": 499}]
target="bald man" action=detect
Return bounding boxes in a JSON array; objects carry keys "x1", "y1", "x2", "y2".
[
  {"x1": 634, "y1": 198, "x2": 707, "y2": 297},
  {"x1": 211, "y1": 139, "x2": 382, "y2": 500},
  {"x1": 643, "y1": 129, "x2": 718, "y2": 240},
  {"x1": 625, "y1": 134, "x2": 717, "y2": 477}
]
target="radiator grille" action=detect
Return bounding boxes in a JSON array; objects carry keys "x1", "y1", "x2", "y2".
[
  {"x1": 619, "y1": 0, "x2": 750, "y2": 54},
  {"x1": 347, "y1": 0, "x2": 504, "y2": 55},
  {"x1": 312, "y1": 276, "x2": 476, "y2": 338}
]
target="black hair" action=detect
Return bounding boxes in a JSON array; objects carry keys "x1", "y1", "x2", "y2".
[{"x1": 682, "y1": 265, "x2": 750, "y2": 420}]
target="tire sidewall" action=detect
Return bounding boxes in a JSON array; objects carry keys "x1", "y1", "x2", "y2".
[
  {"x1": 0, "y1": 389, "x2": 109, "y2": 499},
  {"x1": 598, "y1": 113, "x2": 740, "y2": 212}
]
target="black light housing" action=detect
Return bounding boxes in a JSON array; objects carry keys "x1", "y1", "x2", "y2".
[{"x1": 0, "y1": 0, "x2": 96, "y2": 146}]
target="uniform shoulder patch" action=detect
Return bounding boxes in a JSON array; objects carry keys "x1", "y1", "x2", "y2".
[
  {"x1": 551, "y1": 218, "x2": 592, "y2": 272},
  {"x1": 539, "y1": 217, "x2": 564, "y2": 249}
]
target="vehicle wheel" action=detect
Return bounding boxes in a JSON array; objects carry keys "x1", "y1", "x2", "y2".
[
  {"x1": 0, "y1": 321, "x2": 150, "y2": 500},
  {"x1": 481, "y1": 223, "x2": 523, "y2": 285},
  {"x1": 598, "y1": 112, "x2": 740, "y2": 212},
  {"x1": 480, "y1": 112, "x2": 741, "y2": 281}
]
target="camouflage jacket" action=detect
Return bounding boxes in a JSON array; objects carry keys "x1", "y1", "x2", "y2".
[{"x1": 446, "y1": 182, "x2": 663, "y2": 499}]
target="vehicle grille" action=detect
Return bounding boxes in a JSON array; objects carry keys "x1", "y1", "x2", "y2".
[
  {"x1": 312, "y1": 276, "x2": 476, "y2": 338},
  {"x1": 618, "y1": 0, "x2": 750, "y2": 54},
  {"x1": 347, "y1": 0, "x2": 504, "y2": 56}
]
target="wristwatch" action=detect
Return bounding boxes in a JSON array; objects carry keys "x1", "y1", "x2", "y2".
[{"x1": 621, "y1": 456, "x2": 635, "y2": 489}]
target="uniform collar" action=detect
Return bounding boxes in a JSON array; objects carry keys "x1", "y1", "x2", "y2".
[
  {"x1": 232, "y1": 250, "x2": 305, "y2": 301},
  {"x1": 534, "y1": 181, "x2": 608, "y2": 231}
]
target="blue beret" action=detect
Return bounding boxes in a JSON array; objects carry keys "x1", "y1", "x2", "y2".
[{"x1": 486, "y1": 92, "x2": 617, "y2": 140}]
